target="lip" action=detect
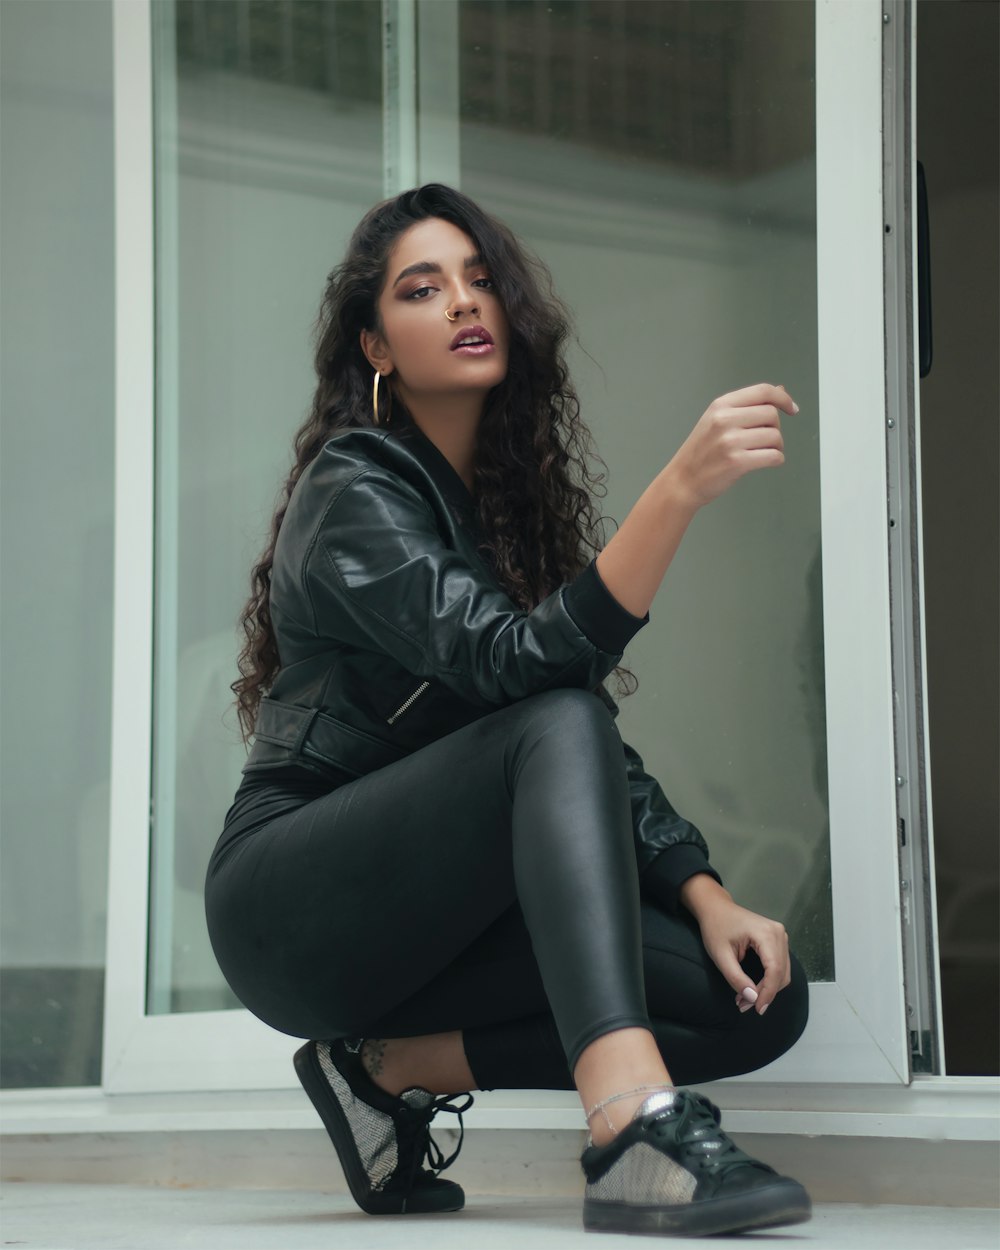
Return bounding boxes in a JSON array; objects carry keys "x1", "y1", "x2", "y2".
[{"x1": 449, "y1": 324, "x2": 495, "y2": 351}]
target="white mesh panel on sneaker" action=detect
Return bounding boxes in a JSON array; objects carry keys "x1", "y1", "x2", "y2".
[
  {"x1": 399, "y1": 1087, "x2": 435, "y2": 1111},
  {"x1": 317, "y1": 1045, "x2": 398, "y2": 1191},
  {"x1": 586, "y1": 1141, "x2": 697, "y2": 1205}
]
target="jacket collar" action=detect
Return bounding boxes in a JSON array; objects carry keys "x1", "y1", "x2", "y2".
[{"x1": 390, "y1": 419, "x2": 479, "y2": 522}]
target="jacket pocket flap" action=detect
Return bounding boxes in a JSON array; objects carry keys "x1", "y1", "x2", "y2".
[{"x1": 253, "y1": 696, "x2": 408, "y2": 777}]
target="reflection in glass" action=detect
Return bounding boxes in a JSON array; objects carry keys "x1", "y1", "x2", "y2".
[
  {"x1": 149, "y1": 0, "x2": 383, "y2": 1013},
  {"x1": 459, "y1": 0, "x2": 831, "y2": 979},
  {"x1": 150, "y1": 0, "x2": 830, "y2": 1019},
  {"x1": 1, "y1": 0, "x2": 115, "y2": 1086}
]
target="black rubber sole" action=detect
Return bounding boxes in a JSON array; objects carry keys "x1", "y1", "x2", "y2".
[
  {"x1": 293, "y1": 1041, "x2": 465, "y2": 1216},
  {"x1": 583, "y1": 1181, "x2": 812, "y2": 1238}
]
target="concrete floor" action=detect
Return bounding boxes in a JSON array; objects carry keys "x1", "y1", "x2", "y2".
[{"x1": 2, "y1": 1184, "x2": 998, "y2": 1250}]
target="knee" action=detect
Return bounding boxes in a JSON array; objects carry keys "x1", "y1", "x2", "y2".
[
  {"x1": 510, "y1": 687, "x2": 619, "y2": 768},
  {"x1": 786, "y1": 949, "x2": 810, "y2": 1037},
  {"x1": 759, "y1": 948, "x2": 810, "y2": 1063},
  {"x1": 517, "y1": 686, "x2": 614, "y2": 741}
]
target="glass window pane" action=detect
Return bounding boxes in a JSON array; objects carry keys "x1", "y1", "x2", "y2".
[
  {"x1": 0, "y1": 0, "x2": 115, "y2": 1085},
  {"x1": 150, "y1": 0, "x2": 831, "y2": 1021},
  {"x1": 458, "y1": 0, "x2": 832, "y2": 978},
  {"x1": 149, "y1": 0, "x2": 384, "y2": 1014}
]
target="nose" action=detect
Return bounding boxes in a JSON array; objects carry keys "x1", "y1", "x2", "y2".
[{"x1": 447, "y1": 278, "x2": 480, "y2": 318}]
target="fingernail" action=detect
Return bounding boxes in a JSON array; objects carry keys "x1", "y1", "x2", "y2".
[
  {"x1": 791, "y1": 402, "x2": 800, "y2": 413},
  {"x1": 740, "y1": 986, "x2": 758, "y2": 1003},
  {"x1": 738, "y1": 1002, "x2": 753, "y2": 1013},
  {"x1": 758, "y1": 1003, "x2": 769, "y2": 1016}
]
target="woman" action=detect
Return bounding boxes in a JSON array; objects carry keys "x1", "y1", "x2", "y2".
[{"x1": 204, "y1": 183, "x2": 811, "y2": 1238}]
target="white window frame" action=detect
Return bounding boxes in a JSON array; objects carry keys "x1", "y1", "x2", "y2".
[{"x1": 103, "y1": 0, "x2": 915, "y2": 1109}]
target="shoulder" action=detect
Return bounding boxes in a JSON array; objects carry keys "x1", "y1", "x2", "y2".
[
  {"x1": 295, "y1": 428, "x2": 436, "y2": 513},
  {"x1": 278, "y1": 429, "x2": 443, "y2": 576},
  {"x1": 282, "y1": 428, "x2": 436, "y2": 536}
]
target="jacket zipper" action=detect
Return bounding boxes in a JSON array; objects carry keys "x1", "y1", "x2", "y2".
[{"x1": 386, "y1": 681, "x2": 431, "y2": 725}]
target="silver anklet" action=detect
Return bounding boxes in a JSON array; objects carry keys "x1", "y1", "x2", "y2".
[{"x1": 585, "y1": 1083, "x2": 677, "y2": 1138}]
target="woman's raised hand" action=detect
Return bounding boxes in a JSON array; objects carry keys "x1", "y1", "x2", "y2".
[
  {"x1": 667, "y1": 383, "x2": 799, "y2": 511},
  {"x1": 592, "y1": 382, "x2": 800, "y2": 619}
]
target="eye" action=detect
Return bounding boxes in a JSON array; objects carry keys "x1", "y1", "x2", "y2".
[
  {"x1": 405, "y1": 285, "x2": 435, "y2": 300},
  {"x1": 473, "y1": 276, "x2": 494, "y2": 290}
]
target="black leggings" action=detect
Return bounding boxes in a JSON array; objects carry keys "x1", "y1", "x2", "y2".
[{"x1": 204, "y1": 688, "x2": 808, "y2": 1090}]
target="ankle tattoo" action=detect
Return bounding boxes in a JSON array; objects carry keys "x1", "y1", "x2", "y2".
[{"x1": 361, "y1": 1038, "x2": 388, "y2": 1081}]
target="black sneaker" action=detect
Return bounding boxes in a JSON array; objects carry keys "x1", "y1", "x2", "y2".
[
  {"x1": 293, "y1": 1038, "x2": 473, "y2": 1215},
  {"x1": 581, "y1": 1088, "x2": 812, "y2": 1237}
]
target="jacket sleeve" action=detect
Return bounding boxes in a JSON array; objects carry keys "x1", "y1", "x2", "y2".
[
  {"x1": 592, "y1": 684, "x2": 724, "y2": 914},
  {"x1": 304, "y1": 469, "x2": 649, "y2": 707}
]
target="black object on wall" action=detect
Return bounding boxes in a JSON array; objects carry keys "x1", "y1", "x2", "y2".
[{"x1": 917, "y1": 159, "x2": 933, "y2": 379}]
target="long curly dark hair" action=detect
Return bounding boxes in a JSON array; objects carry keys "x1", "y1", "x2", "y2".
[{"x1": 233, "y1": 183, "x2": 637, "y2": 744}]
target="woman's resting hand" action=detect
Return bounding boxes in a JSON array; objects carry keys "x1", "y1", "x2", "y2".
[{"x1": 678, "y1": 873, "x2": 792, "y2": 1016}]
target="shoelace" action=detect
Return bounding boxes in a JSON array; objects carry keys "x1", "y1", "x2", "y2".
[
  {"x1": 646, "y1": 1092, "x2": 773, "y2": 1183},
  {"x1": 341, "y1": 1040, "x2": 474, "y2": 1181},
  {"x1": 398, "y1": 1091, "x2": 475, "y2": 1180}
]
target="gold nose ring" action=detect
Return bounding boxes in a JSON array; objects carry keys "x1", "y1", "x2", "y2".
[{"x1": 445, "y1": 309, "x2": 459, "y2": 322}]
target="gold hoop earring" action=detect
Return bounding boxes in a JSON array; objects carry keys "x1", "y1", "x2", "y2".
[
  {"x1": 445, "y1": 309, "x2": 459, "y2": 322},
  {"x1": 372, "y1": 369, "x2": 389, "y2": 426}
]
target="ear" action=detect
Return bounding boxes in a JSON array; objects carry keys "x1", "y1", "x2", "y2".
[{"x1": 360, "y1": 328, "x2": 394, "y2": 377}]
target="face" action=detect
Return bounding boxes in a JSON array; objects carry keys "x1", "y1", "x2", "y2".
[{"x1": 361, "y1": 217, "x2": 510, "y2": 403}]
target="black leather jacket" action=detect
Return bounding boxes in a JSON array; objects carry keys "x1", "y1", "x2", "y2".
[{"x1": 244, "y1": 419, "x2": 721, "y2": 913}]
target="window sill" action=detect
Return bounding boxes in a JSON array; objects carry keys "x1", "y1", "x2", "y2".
[{"x1": 2, "y1": 1075, "x2": 996, "y2": 1141}]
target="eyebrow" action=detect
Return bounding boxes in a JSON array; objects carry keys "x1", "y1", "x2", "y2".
[{"x1": 391, "y1": 252, "x2": 485, "y2": 289}]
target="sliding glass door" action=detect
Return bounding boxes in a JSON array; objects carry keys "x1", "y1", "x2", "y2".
[{"x1": 105, "y1": 0, "x2": 914, "y2": 1097}]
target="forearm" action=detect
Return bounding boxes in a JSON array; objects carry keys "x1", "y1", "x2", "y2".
[
  {"x1": 679, "y1": 872, "x2": 733, "y2": 920},
  {"x1": 594, "y1": 461, "x2": 699, "y2": 619}
]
